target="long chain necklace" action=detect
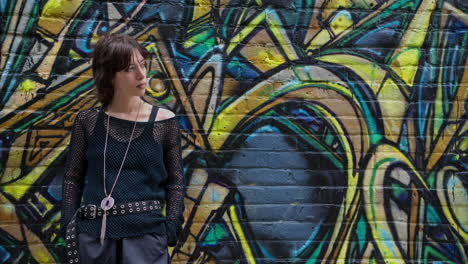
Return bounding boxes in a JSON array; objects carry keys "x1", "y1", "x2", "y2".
[{"x1": 100, "y1": 101, "x2": 142, "y2": 245}]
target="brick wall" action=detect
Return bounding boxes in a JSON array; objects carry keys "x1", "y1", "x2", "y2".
[{"x1": 0, "y1": 0, "x2": 466, "y2": 263}]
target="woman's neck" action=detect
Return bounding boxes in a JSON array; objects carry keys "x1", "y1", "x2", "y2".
[{"x1": 107, "y1": 95, "x2": 143, "y2": 114}]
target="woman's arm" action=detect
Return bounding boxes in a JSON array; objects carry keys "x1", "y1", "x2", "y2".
[
  {"x1": 163, "y1": 118, "x2": 185, "y2": 246},
  {"x1": 60, "y1": 112, "x2": 87, "y2": 235}
]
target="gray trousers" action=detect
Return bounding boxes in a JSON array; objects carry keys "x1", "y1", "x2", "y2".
[{"x1": 78, "y1": 232, "x2": 169, "y2": 264}]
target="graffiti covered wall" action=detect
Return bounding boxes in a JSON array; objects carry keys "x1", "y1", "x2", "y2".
[{"x1": 0, "y1": 0, "x2": 467, "y2": 263}]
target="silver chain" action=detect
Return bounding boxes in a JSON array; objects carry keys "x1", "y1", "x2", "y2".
[{"x1": 103, "y1": 101, "x2": 143, "y2": 198}]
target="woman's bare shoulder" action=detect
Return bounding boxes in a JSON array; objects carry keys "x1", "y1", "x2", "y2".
[{"x1": 155, "y1": 107, "x2": 176, "y2": 121}]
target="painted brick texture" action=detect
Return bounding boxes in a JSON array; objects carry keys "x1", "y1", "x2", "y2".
[{"x1": 0, "y1": 0, "x2": 467, "y2": 263}]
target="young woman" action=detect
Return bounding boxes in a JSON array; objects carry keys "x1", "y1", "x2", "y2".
[{"x1": 61, "y1": 34, "x2": 184, "y2": 264}]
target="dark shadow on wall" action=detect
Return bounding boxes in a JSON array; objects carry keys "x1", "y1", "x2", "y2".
[{"x1": 216, "y1": 103, "x2": 347, "y2": 262}]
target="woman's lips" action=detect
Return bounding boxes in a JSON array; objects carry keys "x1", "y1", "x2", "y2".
[{"x1": 137, "y1": 83, "x2": 146, "y2": 89}]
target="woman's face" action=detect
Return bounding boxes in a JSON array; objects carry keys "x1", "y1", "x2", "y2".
[{"x1": 112, "y1": 49, "x2": 147, "y2": 98}]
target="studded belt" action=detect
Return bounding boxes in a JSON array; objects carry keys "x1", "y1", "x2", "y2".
[{"x1": 65, "y1": 200, "x2": 162, "y2": 264}]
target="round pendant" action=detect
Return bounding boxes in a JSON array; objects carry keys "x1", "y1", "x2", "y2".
[{"x1": 100, "y1": 196, "x2": 115, "y2": 210}]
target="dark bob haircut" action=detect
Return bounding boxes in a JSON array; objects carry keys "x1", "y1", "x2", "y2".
[{"x1": 91, "y1": 34, "x2": 149, "y2": 107}]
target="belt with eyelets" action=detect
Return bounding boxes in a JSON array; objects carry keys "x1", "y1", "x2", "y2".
[{"x1": 65, "y1": 200, "x2": 162, "y2": 264}]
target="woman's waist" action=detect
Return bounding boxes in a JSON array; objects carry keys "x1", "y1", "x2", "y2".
[
  {"x1": 81, "y1": 188, "x2": 166, "y2": 205},
  {"x1": 77, "y1": 211, "x2": 167, "y2": 239}
]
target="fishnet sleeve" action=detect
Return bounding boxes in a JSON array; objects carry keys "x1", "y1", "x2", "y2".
[
  {"x1": 163, "y1": 118, "x2": 185, "y2": 246},
  {"x1": 60, "y1": 112, "x2": 87, "y2": 235}
]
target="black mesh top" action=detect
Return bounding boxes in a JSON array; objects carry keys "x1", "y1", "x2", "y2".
[{"x1": 60, "y1": 106, "x2": 184, "y2": 245}]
